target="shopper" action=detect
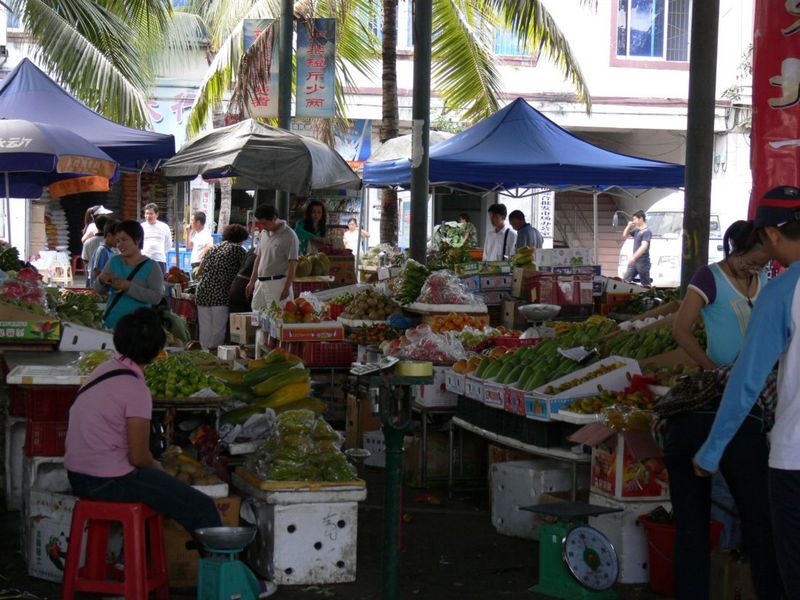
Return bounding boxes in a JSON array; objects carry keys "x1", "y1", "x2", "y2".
[
  {"x1": 508, "y1": 210, "x2": 543, "y2": 250},
  {"x1": 246, "y1": 205, "x2": 299, "y2": 311},
  {"x1": 229, "y1": 246, "x2": 257, "y2": 314},
  {"x1": 294, "y1": 200, "x2": 327, "y2": 255},
  {"x1": 694, "y1": 185, "x2": 800, "y2": 599},
  {"x1": 95, "y1": 220, "x2": 164, "y2": 330},
  {"x1": 88, "y1": 218, "x2": 118, "y2": 288},
  {"x1": 342, "y1": 218, "x2": 369, "y2": 253},
  {"x1": 81, "y1": 205, "x2": 113, "y2": 261},
  {"x1": 458, "y1": 213, "x2": 479, "y2": 248},
  {"x1": 65, "y1": 307, "x2": 222, "y2": 538},
  {"x1": 622, "y1": 210, "x2": 652, "y2": 286},
  {"x1": 186, "y1": 211, "x2": 214, "y2": 270},
  {"x1": 141, "y1": 203, "x2": 172, "y2": 275},
  {"x1": 196, "y1": 224, "x2": 248, "y2": 350},
  {"x1": 81, "y1": 215, "x2": 108, "y2": 286},
  {"x1": 483, "y1": 204, "x2": 516, "y2": 260},
  {"x1": 665, "y1": 220, "x2": 779, "y2": 600}
]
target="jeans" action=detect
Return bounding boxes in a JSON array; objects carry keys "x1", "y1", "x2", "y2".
[
  {"x1": 768, "y1": 468, "x2": 800, "y2": 598},
  {"x1": 662, "y1": 412, "x2": 783, "y2": 600},
  {"x1": 68, "y1": 468, "x2": 222, "y2": 536},
  {"x1": 623, "y1": 256, "x2": 651, "y2": 286}
]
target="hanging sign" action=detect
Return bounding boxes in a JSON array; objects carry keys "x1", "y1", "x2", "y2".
[
  {"x1": 243, "y1": 19, "x2": 280, "y2": 118},
  {"x1": 295, "y1": 19, "x2": 336, "y2": 118},
  {"x1": 750, "y1": 1, "x2": 800, "y2": 215},
  {"x1": 534, "y1": 189, "x2": 554, "y2": 249},
  {"x1": 48, "y1": 176, "x2": 110, "y2": 198}
]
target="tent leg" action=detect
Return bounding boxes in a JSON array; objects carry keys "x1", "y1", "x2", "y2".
[
  {"x1": 5, "y1": 173, "x2": 10, "y2": 246},
  {"x1": 592, "y1": 190, "x2": 598, "y2": 265}
]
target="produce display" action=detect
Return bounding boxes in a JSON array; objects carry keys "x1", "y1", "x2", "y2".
[
  {"x1": 641, "y1": 362, "x2": 703, "y2": 386},
  {"x1": 612, "y1": 288, "x2": 680, "y2": 316},
  {"x1": 427, "y1": 245, "x2": 473, "y2": 271},
  {"x1": 347, "y1": 322, "x2": 401, "y2": 344},
  {"x1": 618, "y1": 314, "x2": 668, "y2": 331},
  {"x1": 165, "y1": 266, "x2": 190, "y2": 286},
  {"x1": 0, "y1": 267, "x2": 48, "y2": 314},
  {"x1": 512, "y1": 246, "x2": 535, "y2": 268},
  {"x1": 245, "y1": 409, "x2": 358, "y2": 482},
  {"x1": 52, "y1": 290, "x2": 104, "y2": 328},
  {"x1": 0, "y1": 243, "x2": 25, "y2": 272},
  {"x1": 601, "y1": 328, "x2": 677, "y2": 359},
  {"x1": 282, "y1": 297, "x2": 322, "y2": 323},
  {"x1": 542, "y1": 361, "x2": 626, "y2": 395},
  {"x1": 567, "y1": 388, "x2": 654, "y2": 414},
  {"x1": 330, "y1": 291, "x2": 354, "y2": 305},
  {"x1": 295, "y1": 252, "x2": 331, "y2": 277},
  {"x1": 160, "y1": 447, "x2": 224, "y2": 485},
  {"x1": 429, "y1": 313, "x2": 488, "y2": 334},
  {"x1": 602, "y1": 406, "x2": 654, "y2": 432},
  {"x1": 381, "y1": 325, "x2": 467, "y2": 363},
  {"x1": 546, "y1": 315, "x2": 617, "y2": 338},
  {"x1": 145, "y1": 355, "x2": 230, "y2": 398},
  {"x1": 340, "y1": 287, "x2": 400, "y2": 320},
  {"x1": 458, "y1": 325, "x2": 519, "y2": 350},
  {"x1": 417, "y1": 271, "x2": 481, "y2": 305},
  {"x1": 77, "y1": 350, "x2": 114, "y2": 374},
  {"x1": 360, "y1": 244, "x2": 405, "y2": 268},
  {"x1": 452, "y1": 355, "x2": 484, "y2": 374},
  {"x1": 392, "y1": 259, "x2": 429, "y2": 304}
]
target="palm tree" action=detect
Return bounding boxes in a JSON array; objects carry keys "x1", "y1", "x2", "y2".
[{"x1": 9, "y1": 0, "x2": 206, "y2": 127}]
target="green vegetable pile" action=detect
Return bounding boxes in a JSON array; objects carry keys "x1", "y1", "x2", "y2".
[
  {"x1": 77, "y1": 350, "x2": 114, "y2": 374},
  {"x1": 53, "y1": 290, "x2": 104, "y2": 328},
  {"x1": 393, "y1": 259, "x2": 429, "y2": 304},
  {"x1": 613, "y1": 287, "x2": 680, "y2": 317},
  {"x1": 0, "y1": 243, "x2": 24, "y2": 272},
  {"x1": 145, "y1": 355, "x2": 229, "y2": 398}
]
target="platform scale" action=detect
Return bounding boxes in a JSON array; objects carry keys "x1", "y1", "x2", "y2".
[
  {"x1": 195, "y1": 526, "x2": 261, "y2": 600},
  {"x1": 522, "y1": 502, "x2": 622, "y2": 600}
]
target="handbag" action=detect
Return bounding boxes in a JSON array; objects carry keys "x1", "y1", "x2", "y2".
[
  {"x1": 652, "y1": 371, "x2": 721, "y2": 418},
  {"x1": 102, "y1": 259, "x2": 151, "y2": 321}
]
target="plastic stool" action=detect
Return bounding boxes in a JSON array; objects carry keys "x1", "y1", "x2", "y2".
[
  {"x1": 61, "y1": 500, "x2": 169, "y2": 600},
  {"x1": 50, "y1": 262, "x2": 73, "y2": 287},
  {"x1": 71, "y1": 256, "x2": 86, "y2": 277}
]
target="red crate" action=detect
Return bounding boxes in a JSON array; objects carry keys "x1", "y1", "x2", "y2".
[
  {"x1": 292, "y1": 280, "x2": 329, "y2": 295},
  {"x1": 168, "y1": 297, "x2": 198, "y2": 323},
  {"x1": 489, "y1": 337, "x2": 542, "y2": 349},
  {"x1": 24, "y1": 420, "x2": 69, "y2": 456},
  {"x1": 9, "y1": 385, "x2": 79, "y2": 420},
  {"x1": 287, "y1": 341, "x2": 355, "y2": 367},
  {"x1": 328, "y1": 303, "x2": 345, "y2": 320}
]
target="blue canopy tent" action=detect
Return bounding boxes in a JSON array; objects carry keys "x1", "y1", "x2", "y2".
[
  {"x1": 0, "y1": 58, "x2": 175, "y2": 164},
  {"x1": 363, "y1": 98, "x2": 685, "y2": 258}
]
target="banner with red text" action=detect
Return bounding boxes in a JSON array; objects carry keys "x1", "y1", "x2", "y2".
[{"x1": 295, "y1": 19, "x2": 336, "y2": 118}]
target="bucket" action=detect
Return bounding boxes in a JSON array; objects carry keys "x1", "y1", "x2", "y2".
[{"x1": 639, "y1": 516, "x2": 723, "y2": 596}]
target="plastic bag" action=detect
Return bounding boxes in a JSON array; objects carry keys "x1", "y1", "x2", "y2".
[
  {"x1": 323, "y1": 457, "x2": 358, "y2": 481},
  {"x1": 381, "y1": 324, "x2": 467, "y2": 363},
  {"x1": 278, "y1": 409, "x2": 316, "y2": 435},
  {"x1": 312, "y1": 419, "x2": 340, "y2": 442},
  {"x1": 417, "y1": 270, "x2": 483, "y2": 306}
]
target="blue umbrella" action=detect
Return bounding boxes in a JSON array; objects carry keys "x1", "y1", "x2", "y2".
[{"x1": 0, "y1": 119, "x2": 118, "y2": 244}]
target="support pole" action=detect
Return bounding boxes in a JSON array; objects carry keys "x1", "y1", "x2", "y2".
[
  {"x1": 276, "y1": 0, "x2": 293, "y2": 219},
  {"x1": 680, "y1": 0, "x2": 719, "y2": 295},
  {"x1": 592, "y1": 190, "x2": 599, "y2": 265},
  {"x1": 409, "y1": 0, "x2": 432, "y2": 264}
]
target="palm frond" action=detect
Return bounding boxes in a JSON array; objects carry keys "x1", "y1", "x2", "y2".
[
  {"x1": 200, "y1": 0, "x2": 278, "y2": 51},
  {"x1": 149, "y1": 10, "x2": 210, "y2": 74}
]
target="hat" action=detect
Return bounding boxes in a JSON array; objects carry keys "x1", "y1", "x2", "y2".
[
  {"x1": 92, "y1": 205, "x2": 113, "y2": 215},
  {"x1": 754, "y1": 186, "x2": 800, "y2": 229}
]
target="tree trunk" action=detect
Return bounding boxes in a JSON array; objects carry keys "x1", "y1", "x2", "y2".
[{"x1": 380, "y1": 0, "x2": 399, "y2": 245}]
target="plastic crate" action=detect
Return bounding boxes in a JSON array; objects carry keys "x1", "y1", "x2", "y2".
[
  {"x1": 328, "y1": 303, "x2": 345, "y2": 320},
  {"x1": 10, "y1": 385, "x2": 79, "y2": 421},
  {"x1": 165, "y1": 248, "x2": 192, "y2": 274},
  {"x1": 287, "y1": 341, "x2": 355, "y2": 367},
  {"x1": 169, "y1": 297, "x2": 198, "y2": 323},
  {"x1": 24, "y1": 420, "x2": 69, "y2": 457},
  {"x1": 292, "y1": 279, "x2": 330, "y2": 295}
]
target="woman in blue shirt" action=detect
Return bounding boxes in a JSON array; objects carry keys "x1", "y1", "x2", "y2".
[
  {"x1": 94, "y1": 221, "x2": 164, "y2": 330},
  {"x1": 665, "y1": 220, "x2": 781, "y2": 600},
  {"x1": 294, "y1": 200, "x2": 327, "y2": 255}
]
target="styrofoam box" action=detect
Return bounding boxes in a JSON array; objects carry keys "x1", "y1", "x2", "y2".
[
  {"x1": 363, "y1": 430, "x2": 385, "y2": 468},
  {"x1": 483, "y1": 380, "x2": 505, "y2": 409},
  {"x1": 588, "y1": 491, "x2": 672, "y2": 584},
  {"x1": 246, "y1": 500, "x2": 359, "y2": 585},
  {"x1": 491, "y1": 460, "x2": 577, "y2": 541},
  {"x1": 531, "y1": 356, "x2": 641, "y2": 400},
  {"x1": 4, "y1": 417, "x2": 26, "y2": 511},
  {"x1": 24, "y1": 489, "x2": 78, "y2": 583},
  {"x1": 444, "y1": 369, "x2": 465, "y2": 395},
  {"x1": 6, "y1": 365, "x2": 84, "y2": 385},
  {"x1": 480, "y1": 275, "x2": 512, "y2": 290},
  {"x1": 58, "y1": 323, "x2": 114, "y2": 352},
  {"x1": 413, "y1": 366, "x2": 458, "y2": 407},
  {"x1": 22, "y1": 456, "x2": 70, "y2": 506},
  {"x1": 464, "y1": 375, "x2": 484, "y2": 401}
]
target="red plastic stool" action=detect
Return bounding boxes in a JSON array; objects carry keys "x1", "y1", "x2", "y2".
[
  {"x1": 61, "y1": 500, "x2": 169, "y2": 600},
  {"x1": 71, "y1": 255, "x2": 86, "y2": 277}
]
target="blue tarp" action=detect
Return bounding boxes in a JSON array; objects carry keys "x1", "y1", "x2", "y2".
[
  {"x1": 363, "y1": 97, "x2": 685, "y2": 190},
  {"x1": 0, "y1": 59, "x2": 175, "y2": 164}
]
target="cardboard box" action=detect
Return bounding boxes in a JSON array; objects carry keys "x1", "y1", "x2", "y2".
[
  {"x1": 570, "y1": 423, "x2": 669, "y2": 501},
  {"x1": 710, "y1": 549, "x2": 758, "y2": 600},
  {"x1": 25, "y1": 489, "x2": 78, "y2": 583},
  {"x1": 535, "y1": 248, "x2": 592, "y2": 268},
  {"x1": 345, "y1": 392, "x2": 382, "y2": 449},
  {"x1": 602, "y1": 277, "x2": 649, "y2": 295},
  {"x1": 502, "y1": 299, "x2": 528, "y2": 330},
  {"x1": 531, "y1": 273, "x2": 559, "y2": 305},
  {"x1": 0, "y1": 304, "x2": 61, "y2": 342},
  {"x1": 229, "y1": 312, "x2": 257, "y2": 344},
  {"x1": 163, "y1": 496, "x2": 241, "y2": 589},
  {"x1": 327, "y1": 255, "x2": 356, "y2": 285},
  {"x1": 269, "y1": 319, "x2": 344, "y2": 342},
  {"x1": 413, "y1": 365, "x2": 458, "y2": 407},
  {"x1": 475, "y1": 290, "x2": 505, "y2": 305},
  {"x1": 511, "y1": 267, "x2": 538, "y2": 300}
]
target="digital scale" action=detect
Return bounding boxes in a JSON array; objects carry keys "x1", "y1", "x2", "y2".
[{"x1": 522, "y1": 502, "x2": 622, "y2": 600}]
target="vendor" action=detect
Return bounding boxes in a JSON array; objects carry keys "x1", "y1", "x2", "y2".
[
  {"x1": 246, "y1": 205, "x2": 299, "y2": 311},
  {"x1": 342, "y1": 218, "x2": 369, "y2": 253},
  {"x1": 95, "y1": 220, "x2": 165, "y2": 330},
  {"x1": 141, "y1": 203, "x2": 172, "y2": 275},
  {"x1": 483, "y1": 203, "x2": 516, "y2": 260},
  {"x1": 294, "y1": 200, "x2": 327, "y2": 255},
  {"x1": 186, "y1": 211, "x2": 214, "y2": 270},
  {"x1": 458, "y1": 213, "x2": 479, "y2": 248},
  {"x1": 65, "y1": 308, "x2": 222, "y2": 539}
]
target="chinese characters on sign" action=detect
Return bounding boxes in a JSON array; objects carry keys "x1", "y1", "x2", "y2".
[
  {"x1": 243, "y1": 19, "x2": 280, "y2": 119},
  {"x1": 534, "y1": 189, "x2": 554, "y2": 249},
  {"x1": 296, "y1": 19, "x2": 336, "y2": 118}
]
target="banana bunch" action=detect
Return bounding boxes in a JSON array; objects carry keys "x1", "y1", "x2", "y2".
[
  {"x1": 394, "y1": 259, "x2": 430, "y2": 304},
  {"x1": 512, "y1": 246, "x2": 535, "y2": 268},
  {"x1": 546, "y1": 315, "x2": 616, "y2": 337}
]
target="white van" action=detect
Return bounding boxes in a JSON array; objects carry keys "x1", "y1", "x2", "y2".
[{"x1": 617, "y1": 192, "x2": 732, "y2": 287}]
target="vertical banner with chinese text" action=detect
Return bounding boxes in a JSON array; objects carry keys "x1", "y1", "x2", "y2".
[
  {"x1": 750, "y1": 1, "x2": 800, "y2": 214},
  {"x1": 243, "y1": 19, "x2": 280, "y2": 118},
  {"x1": 296, "y1": 19, "x2": 336, "y2": 118}
]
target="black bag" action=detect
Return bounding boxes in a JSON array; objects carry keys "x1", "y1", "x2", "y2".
[{"x1": 652, "y1": 371, "x2": 721, "y2": 418}]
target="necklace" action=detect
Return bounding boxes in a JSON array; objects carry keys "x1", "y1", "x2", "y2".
[{"x1": 724, "y1": 259, "x2": 755, "y2": 308}]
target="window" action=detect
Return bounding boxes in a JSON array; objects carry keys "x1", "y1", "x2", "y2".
[
  {"x1": 616, "y1": 0, "x2": 690, "y2": 62},
  {"x1": 494, "y1": 28, "x2": 525, "y2": 57},
  {"x1": 363, "y1": 1, "x2": 414, "y2": 51},
  {"x1": 6, "y1": 7, "x2": 21, "y2": 30}
]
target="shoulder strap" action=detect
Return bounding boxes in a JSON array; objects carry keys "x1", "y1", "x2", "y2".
[
  {"x1": 103, "y1": 259, "x2": 153, "y2": 320},
  {"x1": 78, "y1": 368, "x2": 137, "y2": 397},
  {"x1": 503, "y1": 229, "x2": 510, "y2": 258}
]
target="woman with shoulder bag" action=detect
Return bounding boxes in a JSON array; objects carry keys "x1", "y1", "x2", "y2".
[
  {"x1": 95, "y1": 220, "x2": 165, "y2": 330},
  {"x1": 665, "y1": 220, "x2": 783, "y2": 599}
]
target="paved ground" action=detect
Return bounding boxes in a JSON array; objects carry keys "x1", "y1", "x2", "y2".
[{"x1": 0, "y1": 467, "x2": 667, "y2": 600}]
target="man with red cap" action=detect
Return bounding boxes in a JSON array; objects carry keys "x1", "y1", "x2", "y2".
[{"x1": 694, "y1": 185, "x2": 800, "y2": 597}]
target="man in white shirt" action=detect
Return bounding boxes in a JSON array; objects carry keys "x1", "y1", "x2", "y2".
[
  {"x1": 141, "y1": 203, "x2": 172, "y2": 274},
  {"x1": 186, "y1": 211, "x2": 214, "y2": 269},
  {"x1": 483, "y1": 203, "x2": 516, "y2": 261},
  {"x1": 245, "y1": 205, "x2": 300, "y2": 311}
]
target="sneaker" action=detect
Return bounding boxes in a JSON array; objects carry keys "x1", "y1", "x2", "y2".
[{"x1": 258, "y1": 579, "x2": 278, "y2": 598}]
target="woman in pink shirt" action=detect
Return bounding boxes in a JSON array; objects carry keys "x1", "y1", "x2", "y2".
[{"x1": 65, "y1": 308, "x2": 221, "y2": 537}]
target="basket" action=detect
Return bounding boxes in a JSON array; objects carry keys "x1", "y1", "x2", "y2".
[
  {"x1": 14, "y1": 386, "x2": 80, "y2": 421},
  {"x1": 287, "y1": 341, "x2": 355, "y2": 367},
  {"x1": 24, "y1": 420, "x2": 69, "y2": 456}
]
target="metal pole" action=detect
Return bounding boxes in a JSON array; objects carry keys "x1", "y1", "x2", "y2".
[
  {"x1": 680, "y1": 0, "x2": 719, "y2": 295},
  {"x1": 4, "y1": 173, "x2": 10, "y2": 246},
  {"x1": 592, "y1": 189, "x2": 598, "y2": 264},
  {"x1": 276, "y1": 0, "x2": 293, "y2": 220},
  {"x1": 409, "y1": 0, "x2": 432, "y2": 264}
]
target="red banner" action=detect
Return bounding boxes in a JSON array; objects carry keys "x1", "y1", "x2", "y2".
[
  {"x1": 48, "y1": 176, "x2": 109, "y2": 198},
  {"x1": 751, "y1": 2, "x2": 800, "y2": 215}
]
